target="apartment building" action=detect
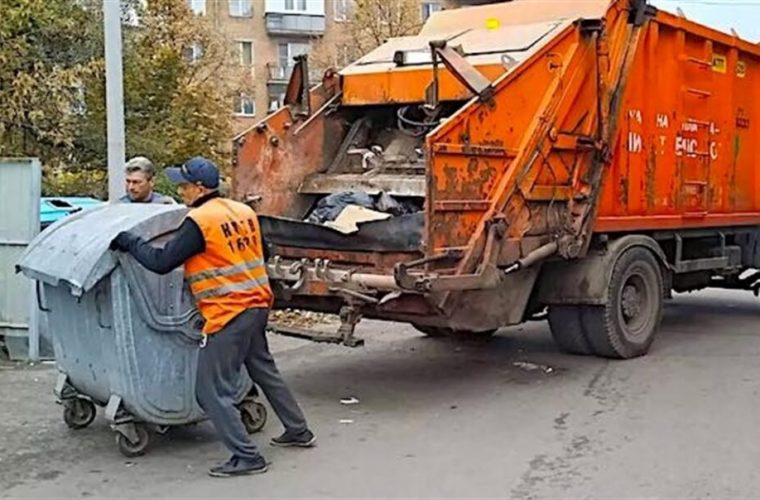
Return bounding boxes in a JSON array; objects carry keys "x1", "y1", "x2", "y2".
[{"x1": 189, "y1": 0, "x2": 463, "y2": 134}]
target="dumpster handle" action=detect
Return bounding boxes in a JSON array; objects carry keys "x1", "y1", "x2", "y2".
[
  {"x1": 117, "y1": 255, "x2": 202, "y2": 344},
  {"x1": 94, "y1": 289, "x2": 112, "y2": 329},
  {"x1": 36, "y1": 281, "x2": 50, "y2": 312}
]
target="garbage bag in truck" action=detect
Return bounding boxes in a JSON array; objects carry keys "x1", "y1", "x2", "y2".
[
  {"x1": 16, "y1": 203, "x2": 267, "y2": 457},
  {"x1": 304, "y1": 191, "x2": 421, "y2": 224},
  {"x1": 305, "y1": 191, "x2": 375, "y2": 224},
  {"x1": 261, "y1": 212, "x2": 424, "y2": 253}
]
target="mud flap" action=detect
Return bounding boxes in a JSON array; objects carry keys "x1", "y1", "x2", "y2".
[{"x1": 536, "y1": 235, "x2": 668, "y2": 305}]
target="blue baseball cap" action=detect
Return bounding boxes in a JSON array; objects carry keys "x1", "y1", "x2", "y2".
[{"x1": 165, "y1": 156, "x2": 220, "y2": 189}]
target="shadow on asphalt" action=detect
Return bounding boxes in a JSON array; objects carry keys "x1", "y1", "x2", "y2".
[{"x1": 286, "y1": 292, "x2": 760, "y2": 407}]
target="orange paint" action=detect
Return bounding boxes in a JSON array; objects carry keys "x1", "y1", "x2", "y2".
[{"x1": 236, "y1": 0, "x2": 760, "y2": 274}]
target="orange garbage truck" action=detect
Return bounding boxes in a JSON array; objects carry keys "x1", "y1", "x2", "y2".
[{"x1": 232, "y1": 0, "x2": 760, "y2": 358}]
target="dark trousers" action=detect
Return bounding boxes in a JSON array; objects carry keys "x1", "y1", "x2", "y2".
[{"x1": 195, "y1": 308, "x2": 308, "y2": 460}]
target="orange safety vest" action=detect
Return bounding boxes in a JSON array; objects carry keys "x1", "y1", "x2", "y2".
[{"x1": 184, "y1": 197, "x2": 273, "y2": 335}]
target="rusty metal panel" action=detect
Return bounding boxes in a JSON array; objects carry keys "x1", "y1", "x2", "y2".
[
  {"x1": 233, "y1": 78, "x2": 343, "y2": 219},
  {"x1": 341, "y1": 65, "x2": 508, "y2": 106},
  {"x1": 231, "y1": 0, "x2": 760, "y2": 333},
  {"x1": 595, "y1": 9, "x2": 760, "y2": 231},
  {"x1": 446, "y1": 267, "x2": 540, "y2": 330},
  {"x1": 423, "y1": 0, "x2": 637, "y2": 298},
  {"x1": 426, "y1": 24, "x2": 582, "y2": 255},
  {"x1": 299, "y1": 173, "x2": 425, "y2": 197},
  {"x1": 341, "y1": 19, "x2": 572, "y2": 105}
]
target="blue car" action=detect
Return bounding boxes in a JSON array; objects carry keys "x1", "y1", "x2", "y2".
[{"x1": 40, "y1": 197, "x2": 104, "y2": 230}]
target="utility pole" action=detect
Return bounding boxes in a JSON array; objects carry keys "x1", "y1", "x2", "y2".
[{"x1": 103, "y1": 0, "x2": 126, "y2": 202}]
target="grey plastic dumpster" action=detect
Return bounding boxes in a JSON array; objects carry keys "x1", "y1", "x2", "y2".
[{"x1": 16, "y1": 203, "x2": 268, "y2": 457}]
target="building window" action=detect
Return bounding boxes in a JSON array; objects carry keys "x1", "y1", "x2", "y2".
[
  {"x1": 229, "y1": 0, "x2": 252, "y2": 17},
  {"x1": 188, "y1": 0, "x2": 205, "y2": 15},
  {"x1": 234, "y1": 94, "x2": 256, "y2": 116},
  {"x1": 334, "y1": 0, "x2": 351, "y2": 21},
  {"x1": 284, "y1": 0, "x2": 307, "y2": 12},
  {"x1": 184, "y1": 42, "x2": 203, "y2": 63},
  {"x1": 238, "y1": 41, "x2": 253, "y2": 66},
  {"x1": 421, "y1": 1, "x2": 442, "y2": 21},
  {"x1": 269, "y1": 92, "x2": 286, "y2": 112},
  {"x1": 277, "y1": 41, "x2": 310, "y2": 79}
]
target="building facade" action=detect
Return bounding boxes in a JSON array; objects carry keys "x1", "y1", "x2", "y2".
[{"x1": 190, "y1": 0, "x2": 456, "y2": 134}]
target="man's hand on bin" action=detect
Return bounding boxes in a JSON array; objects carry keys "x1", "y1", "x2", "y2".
[{"x1": 110, "y1": 231, "x2": 137, "y2": 252}]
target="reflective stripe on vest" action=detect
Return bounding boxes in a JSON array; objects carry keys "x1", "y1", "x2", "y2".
[
  {"x1": 184, "y1": 197, "x2": 274, "y2": 334},
  {"x1": 185, "y1": 258, "x2": 265, "y2": 285},
  {"x1": 192, "y1": 274, "x2": 270, "y2": 300}
]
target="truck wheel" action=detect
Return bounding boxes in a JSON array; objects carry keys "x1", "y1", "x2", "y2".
[
  {"x1": 581, "y1": 247, "x2": 663, "y2": 359},
  {"x1": 547, "y1": 306, "x2": 593, "y2": 355},
  {"x1": 412, "y1": 325, "x2": 496, "y2": 338}
]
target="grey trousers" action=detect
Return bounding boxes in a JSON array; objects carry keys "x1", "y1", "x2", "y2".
[{"x1": 195, "y1": 307, "x2": 308, "y2": 460}]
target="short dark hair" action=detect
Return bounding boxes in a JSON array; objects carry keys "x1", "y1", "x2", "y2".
[{"x1": 125, "y1": 156, "x2": 156, "y2": 179}]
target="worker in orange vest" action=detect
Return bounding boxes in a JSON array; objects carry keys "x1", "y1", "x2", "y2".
[{"x1": 110, "y1": 156, "x2": 315, "y2": 477}]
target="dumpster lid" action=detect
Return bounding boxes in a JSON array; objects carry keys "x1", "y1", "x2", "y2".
[{"x1": 17, "y1": 203, "x2": 187, "y2": 297}]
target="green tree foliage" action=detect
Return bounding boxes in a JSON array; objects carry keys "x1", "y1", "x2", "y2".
[
  {"x1": 0, "y1": 0, "x2": 99, "y2": 165},
  {"x1": 1, "y1": 0, "x2": 250, "y2": 198}
]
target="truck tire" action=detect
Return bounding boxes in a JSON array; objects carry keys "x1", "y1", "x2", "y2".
[
  {"x1": 547, "y1": 305, "x2": 593, "y2": 355},
  {"x1": 581, "y1": 247, "x2": 663, "y2": 359}
]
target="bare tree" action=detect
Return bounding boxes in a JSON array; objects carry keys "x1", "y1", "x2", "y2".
[{"x1": 311, "y1": 0, "x2": 424, "y2": 71}]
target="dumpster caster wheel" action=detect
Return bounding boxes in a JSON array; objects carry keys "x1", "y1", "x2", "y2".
[
  {"x1": 116, "y1": 425, "x2": 150, "y2": 458},
  {"x1": 63, "y1": 399, "x2": 96, "y2": 430},
  {"x1": 240, "y1": 401, "x2": 267, "y2": 434}
]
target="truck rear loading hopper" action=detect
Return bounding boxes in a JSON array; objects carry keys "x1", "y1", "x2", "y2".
[{"x1": 233, "y1": 0, "x2": 760, "y2": 358}]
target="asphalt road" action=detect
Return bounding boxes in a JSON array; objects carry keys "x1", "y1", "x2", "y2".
[{"x1": 3, "y1": 288, "x2": 760, "y2": 498}]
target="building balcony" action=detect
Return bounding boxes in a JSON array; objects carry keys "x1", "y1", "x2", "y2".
[
  {"x1": 267, "y1": 63, "x2": 293, "y2": 82},
  {"x1": 265, "y1": 12, "x2": 325, "y2": 36},
  {"x1": 266, "y1": 63, "x2": 324, "y2": 83}
]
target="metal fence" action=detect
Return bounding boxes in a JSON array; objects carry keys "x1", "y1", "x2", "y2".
[{"x1": 0, "y1": 158, "x2": 43, "y2": 360}]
